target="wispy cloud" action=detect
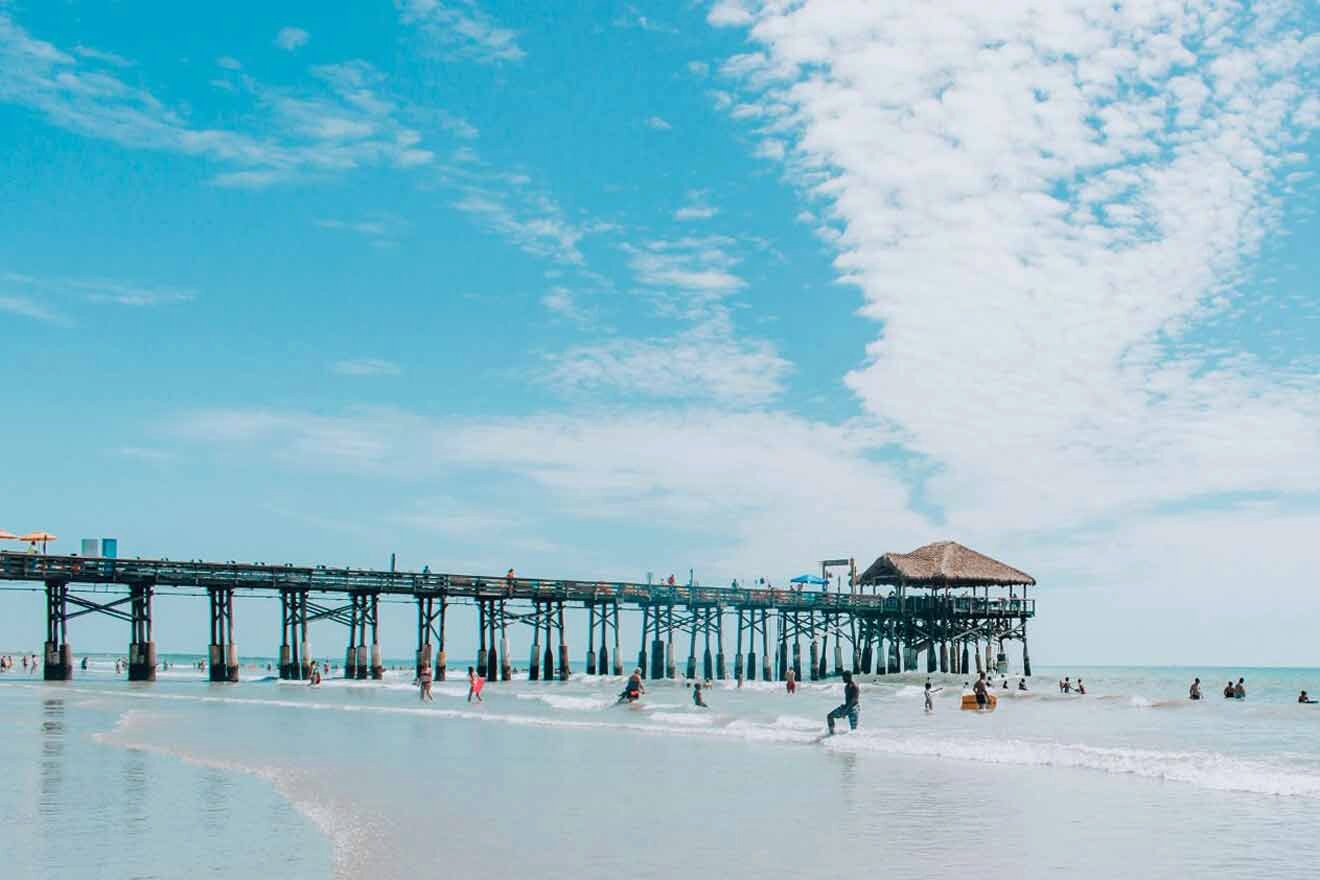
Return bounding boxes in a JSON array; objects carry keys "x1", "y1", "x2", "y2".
[
  {"x1": 0, "y1": 12, "x2": 436, "y2": 188},
  {"x1": 0, "y1": 295, "x2": 64, "y2": 324},
  {"x1": 540, "y1": 286, "x2": 593, "y2": 327},
  {"x1": 332, "y1": 358, "x2": 403, "y2": 377},
  {"x1": 274, "y1": 27, "x2": 309, "y2": 52},
  {"x1": 612, "y1": 7, "x2": 678, "y2": 34},
  {"x1": 395, "y1": 0, "x2": 524, "y2": 64},
  {"x1": 625, "y1": 236, "x2": 744, "y2": 307},
  {"x1": 316, "y1": 213, "x2": 408, "y2": 248},
  {"x1": 2, "y1": 271, "x2": 194, "y2": 317},
  {"x1": 545, "y1": 319, "x2": 790, "y2": 406},
  {"x1": 645, "y1": 115, "x2": 672, "y2": 131},
  {"x1": 453, "y1": 187, "x2": 586, "y2": 265},
  {"x1": 674, "y1": 189, "x2": 718, "y2": 221}
]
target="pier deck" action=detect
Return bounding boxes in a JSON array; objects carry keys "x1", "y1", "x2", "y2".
[{"x1": 0, "y1": 549, "x2": 1036, "y2": 684}]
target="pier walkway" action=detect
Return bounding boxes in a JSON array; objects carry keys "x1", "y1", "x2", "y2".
[{"x1": 1, "y1": 545, "x2": 1035, "y2": 684}]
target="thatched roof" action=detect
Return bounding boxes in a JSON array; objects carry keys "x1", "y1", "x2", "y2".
[{"x1": 858, "y1": 541, "x2": 1035, "y2": 588}]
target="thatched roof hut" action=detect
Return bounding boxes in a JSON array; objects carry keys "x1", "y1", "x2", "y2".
[{"x1": 858, "y1": 541, "x2": 1034, "y2": 588}]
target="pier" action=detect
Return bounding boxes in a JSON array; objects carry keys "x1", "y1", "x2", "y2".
[{"x1": 0, "y1": 540, "x2": 1035, "y2": 683}]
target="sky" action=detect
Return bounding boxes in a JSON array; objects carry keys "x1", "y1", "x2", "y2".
[{"x1": 1, "y1": 0, "x2": 1317, "y2": 665}]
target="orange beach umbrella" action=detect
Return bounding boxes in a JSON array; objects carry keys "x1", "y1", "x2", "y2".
[
  {"x1": 0, "y1": 530, "x2": 18, "y2": 540},
  {"x1": 20, "y1": 531, "x2": 57, "y2": 552}
]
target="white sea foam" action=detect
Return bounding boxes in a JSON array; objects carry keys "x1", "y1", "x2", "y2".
[
  {"x1": 649, "y1": 712, "x2": 714, "y2": 726},
  {"x1": 824, "y1": 733, "x2": 1320, "y2": 798},
  {"x1": 516, "y1": 693, "x2": 614, "y2": 711}
]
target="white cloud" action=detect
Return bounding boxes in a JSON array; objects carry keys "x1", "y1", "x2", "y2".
[
  {"x1": 646, "y1": 115, "x2": 672, "y2": 131},
  {"x1": 0, "y1": 295, "x2": 63, "y2": 323},
  {"x1": 687, "y1": 61, "x2": 710, "y2": 78},
  {"x1": 545, "y1": 319, "x2": 790, "y2": 406},
  {"x1": 674, "y1": 189, "x2": 719, "y2": 221},
  {"x1": 454, "y1": 188, "x2": 585, "y2": 264},
  {"x1": 714, "y1": 0, "x2": 1320, "y2": 537},
  {"x1": 396, "y1": 0, "x2": 524, "y2": 64},
  {"x1": 625, "y1": 236, "x2": 745, "y2": 306},
  {"x1": 316, "y1": 213, "x2": 408, "y2": 246},
  {"x1": 216, "y1": 56, "x2": 242, "y2": 70},
  {"x1": 0, "y1": 14, "x2": 435, "y2": 188},
  {"x1": 332, "y1": 358, "x2": 403, "y2": 377},
  {"x1": 540, "y1": 286, "x2": 593, "y2": 326},
  {"x1": 274, "y1": 27, "x2": 310, "y2": 52}
]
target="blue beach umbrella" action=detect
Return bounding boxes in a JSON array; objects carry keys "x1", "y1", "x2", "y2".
[{"x1": 790, "y1": 574, "x2": 828, "y2": 586}]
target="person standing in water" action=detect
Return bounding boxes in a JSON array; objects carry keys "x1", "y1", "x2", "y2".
[
  {"x1": 1234, "y1": 678, "x2": 1246, "y2": 700},
  {"x1": 973, "y1": 672, "x2": 990, "y2": 708},
  {"x1": 924, "y1": 680, "x2": 939, "y2": 713},
  {"x1": 1299, "y1": 690, "x2": 1316, "y2": 704},
  {"x1": 826, "y1": 671, "x2": 860, "y2": 734},
  {"x1": 692, "y1": 682, "x2": 708, "y2": 708},
  {"x1": 785, "y1": 666, "x2": 797, "y2": 694},
  {"x1": 1189, "y1": 678, "x2": 1202, "y2": 700},
  {"x1": 418, "y1": 663, "x2": 433, "y2": 702},
  {"x1": 620, "y1": 668, "x2": 645, "y2": 703},
  {"x1": 467, "y1": 666, "x2": 484, "y2": 703},
  {"x1": 1018, "y1": 677, "x2": 1028, "y2": 690}
]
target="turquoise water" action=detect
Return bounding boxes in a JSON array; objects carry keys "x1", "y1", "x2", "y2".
[{"x1": 3, "y1": 660, "x2": 1320, "y2": 878}]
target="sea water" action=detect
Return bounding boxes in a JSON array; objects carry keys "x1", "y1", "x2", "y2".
[{"x1": 2, "y1": 659, "x2": 1319, "y2": 879}]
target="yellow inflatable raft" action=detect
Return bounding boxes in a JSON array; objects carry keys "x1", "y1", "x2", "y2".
[{"x1": 960, "y1": 692, "x2": 998, "y2": 712}]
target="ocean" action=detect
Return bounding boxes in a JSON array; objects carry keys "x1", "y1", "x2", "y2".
[{"x1": 3, "y1": 658, "x2": 1319, "y2": 879}]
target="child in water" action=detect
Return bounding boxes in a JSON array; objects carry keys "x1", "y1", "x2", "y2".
[
  {"x1": 467, "y1": 666, "x2": 484, "y2": 703},
  {"x1": 693, "y1": 682, "x2": 708, "y2": 708}
]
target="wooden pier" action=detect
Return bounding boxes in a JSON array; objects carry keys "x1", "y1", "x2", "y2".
[{"x1": 0, "y1": 541, "x2": 1036, "y2": 683}]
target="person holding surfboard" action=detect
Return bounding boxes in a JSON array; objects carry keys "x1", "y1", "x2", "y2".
[{"x1": 826, "y1": 671, "x2": 860, "y2": 734}]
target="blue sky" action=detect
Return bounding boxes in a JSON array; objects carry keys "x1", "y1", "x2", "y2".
[{"x1": 1, "y1": 1, "x2": 1318, "y2": 664}]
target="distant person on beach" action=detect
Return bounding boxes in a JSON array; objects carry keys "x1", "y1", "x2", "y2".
[
  {"x1": 1299, "y1": 690, "x2": 1316, "y2": 704},
  {"x1": 620, "y1": 668, "x2": 645, "y2": 703},
  {"x1": 1189, "y1": 678, "x2": 1202, "y2": 700},
  {"x1": 924, "y1": 680, "x2": 936, "y2": 713},
  {"x1": 692, "y1": 682, "x2": 708, "y2": 708},
  {"x1": 467, "y1": 666, "x2": 484, "y2": 703},
  {"x1": 785, "y1": 667, "x2": 797, "y2": 694},
  {"x1": 736, "y1": 672, "x2": 744, "y2": 689},
  {"x1": 419, "y1": 665, "x2": 434, "y2": 702},
  {"x1": 308, "y1": 665, "x2": 322, "y2": 687},
  {"x1": 21, "y1": 655, "x2": 28, "y2": 672},
  {"x1": 1234, "y1": 678, "x2": 1246, "y2": 700},
  {"x1": 826, "y1": 671, "x2": 860, "y2": 734},
  {"x1": 974, "y1": 672, "x2": 990, "y2": 708}
]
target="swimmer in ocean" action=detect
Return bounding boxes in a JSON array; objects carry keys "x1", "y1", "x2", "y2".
[
  {"x1": 1189, "y1": 678, "x2": 1201, "y2": 700},
  {"x1": 1299, "y1": 690, "x2": 1316, "y2": 704},
  {"x1": 693, "y1": 682, "x2": 708, "y2": 708}
]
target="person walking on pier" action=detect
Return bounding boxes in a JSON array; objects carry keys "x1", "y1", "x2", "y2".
[
  {"x1": 468, "y1": 666, "x2": 485, "y2": 703},
  {"x1": 1189, "y1": 678, "x2": 1202, "y2": 700},
  {"x1": 826, "y1": 671, "x2": 860, "y2": 734}
]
